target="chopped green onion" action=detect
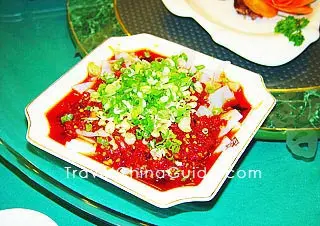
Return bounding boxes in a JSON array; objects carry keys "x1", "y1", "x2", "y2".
[
  {"x1": 181, "y1": 176, "x2": 188, "y2": 182},
  {"x1": 97, "y1": 137, "x2": 109, "y2": 147},
  {"x1": 90, "y1": 51, "x2": 202, "y2": 156},
  {"x1": 212, "y1": 108, "x2": 222, "y2": 115},
  {"x1": 144, "y1": 51, "x2": 151, "y2": 58},
  {"x1": 61, "y1": 114, "x2": 73, "y2": 124},
  {"x1": 87, "y1": 62, "x2": 101, "y2": 76},
  {"x1": 112, "y1": 58, "x2": 124, "y2": 71},
  {"x1": 85, "y1": 124, "x2": 92, "y2": 132},
  {"x1": 195, "y1": 65, "x2": 205, "y2": 71}
]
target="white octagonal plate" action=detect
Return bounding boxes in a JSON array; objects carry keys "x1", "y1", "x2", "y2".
[{"x1": 26, "y1": 34, "x2": 275, "y2": 208}]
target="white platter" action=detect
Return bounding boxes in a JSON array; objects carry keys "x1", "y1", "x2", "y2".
[
  {"x1": 162, "y1": 0, "x2": 320, "y2": 66},
  {"x1": 26, "y1": 34, "x2": 275, "y2": 208}
]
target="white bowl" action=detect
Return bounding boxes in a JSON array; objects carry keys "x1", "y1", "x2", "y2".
[
  {"x1": 25, "y1": 34, "x2": 276, "y2": 208},
  {"x1": 0, "y1": 209, "x2": 57, "y2": 226}
]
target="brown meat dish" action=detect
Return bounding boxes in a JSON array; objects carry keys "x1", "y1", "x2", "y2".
[{"x1": 234, "y1": 0, "x2": 262, "y2": 20}]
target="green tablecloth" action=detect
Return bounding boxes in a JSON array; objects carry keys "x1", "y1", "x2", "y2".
[{"x1": 0, "y1": 153, "x2": 92, "y2": 226}]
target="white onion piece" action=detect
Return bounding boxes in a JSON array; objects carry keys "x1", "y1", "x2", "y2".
[
  {"x1": 196, "y1": 106, "x2": 212, "y2": 117},
  {"x1": 214, "y1": 61, "x2": 231, "y2": 77},
  {"x1": 199, "y1": 70, "x2": 213, "y2": 83},
  {"x1": 180, "y1": 49, "x2": 195, "y2": 69},
  {"x1": 105, "y1": 121, "x2": 115, "y2": 134},
  {"x1": 199, "y1": 61, "x2": 231, "y2": 83},
  {"x1": 86, "y1": 89, "x2": 95, "y2": 93},
  {"x1": 85, "y1": 117, "x2": 99, "y2": 121},
  {"x1": 178, "y1": 117, "x2": 192, "y2": 132},
  {"x1": 115, "y1": 52, "x2": 130, "y2": 60},
  {"x1": 66, "y1": 139, "x2": 95, "y2": 154},
  {"x1": 129, "y1": 56, "x2": 140, "y2": 66},
  {"x1": 178, "y1": 58, "x2": 187, "y2": 68},
  {"x1": 101, "y1": 61, "x2": 112, "y2": 74},
  {"x1": 208, "y1": 86, "x2": 235, "y2": 108},
  {"x1": 114, "y1": 52, "x2": 139, "y2": 67},
  {"x1": 219, "y1": 109, "x2": 243, "y2": 137},
  {"x1": 213, "y1": 137, "x2": 231, "y2": 153},
  {"x1": 72, "y1": 82, "x2": 94, "y2": 94},
  {"x1": 76, "y1": 128, "x2": 108, "y2": 137},
  {"x1": 124, "y1": 132, "x2": 136, "y2": 145}
]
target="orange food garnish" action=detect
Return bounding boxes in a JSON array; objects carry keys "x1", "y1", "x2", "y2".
[
  {"x1": 264, "y1": 0, "x2": 314, "y2": 15},
  {"x1": 243, "y1": 0, "x2": 278, "y2": 17}
]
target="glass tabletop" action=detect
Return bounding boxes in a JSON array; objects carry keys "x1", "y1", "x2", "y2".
[{"x1": 1, "y1": 0, "x2": 319, "y2": 225}]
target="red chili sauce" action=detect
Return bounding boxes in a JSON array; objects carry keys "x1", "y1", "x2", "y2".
[{"x1": 46, "y1": 49, "x2": 251, "y2": 191}]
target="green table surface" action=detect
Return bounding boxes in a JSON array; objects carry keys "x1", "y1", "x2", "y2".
[
  {"x1": 0, "y1": 150, "x2": 92, "y2": 226},
  {"x1": 1, "y1": 0, "x2": 319, "y2": 225}
]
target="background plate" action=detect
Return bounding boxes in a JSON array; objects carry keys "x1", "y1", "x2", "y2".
[{"x1": 162, "y1": 0, "x2": 320, "y2": 67}]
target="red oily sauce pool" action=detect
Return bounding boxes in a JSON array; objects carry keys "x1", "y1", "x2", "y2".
[{"x1": 46, "y1": 49, "x2": 251, "y2": 191}]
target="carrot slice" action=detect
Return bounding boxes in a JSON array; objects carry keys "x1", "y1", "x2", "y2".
[
  {"x1": 244, "y1": 0, "x2": 278, "y2": 17},
  {"x1": 270, "y1": 0, "x2": 295, "y2": 7},
  {"x1": 266, "y1": 0, "x2": 315, "y2": 8},
  {"x1": 291, "y1": 0, "x2": 315, "y2": 7},
  {"x1": 275, "y1": 5, "x2": 313, "y2": 14}
]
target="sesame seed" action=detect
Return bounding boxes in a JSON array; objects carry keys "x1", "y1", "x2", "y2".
[{"x1": 202, "y1": 128, "x2": 209, "y2": 134}]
